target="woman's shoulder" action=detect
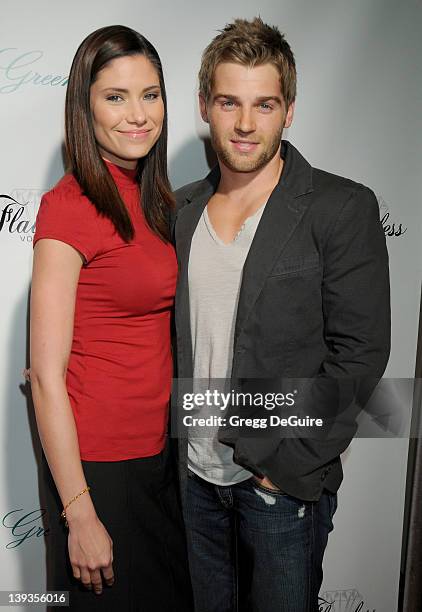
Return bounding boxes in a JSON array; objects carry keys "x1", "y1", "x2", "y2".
[
  {"x1": 43, "y1": 173, "x2": 85, "y2": 203},
  {"x1": 35, "y1": 174, "x2": 103, "y2": 261},
  {"x1": 37, "y1": 173, "x2": 101, "y2": 232},
  {"x1": 40, "y1": 174, "x2": 100, "y2": 221}
]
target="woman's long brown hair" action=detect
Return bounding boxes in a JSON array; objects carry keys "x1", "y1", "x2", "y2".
[{"x1": 65, "y1": 25, "x2": 174, "y2": 242}]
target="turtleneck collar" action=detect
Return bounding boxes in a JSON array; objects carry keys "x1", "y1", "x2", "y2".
[{"x1": 104, "y1": 159, "x2": 138, "y2": 189}]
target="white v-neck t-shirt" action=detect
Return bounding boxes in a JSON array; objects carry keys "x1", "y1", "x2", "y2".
[{"x1": 187, "y1": 203, "x2": 266, "y2": 485}]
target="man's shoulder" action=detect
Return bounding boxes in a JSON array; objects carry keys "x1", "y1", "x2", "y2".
[
  {"x1": 310, "y1": 166, "x2": 378, "y2": 220},
  {"x1": 173, "y1": 166, "x2": 220, "y2": 213},
  {"x1": 312, "y1": 166, "x2": 373, "y2": 198},
  {"x1": 173, "y1": 179, "x2": 206, "y2": 212}
]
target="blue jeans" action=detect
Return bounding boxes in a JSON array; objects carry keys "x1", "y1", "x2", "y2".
[{"x1": 185, "y1": 470, "x2": 337, "y2": 612}]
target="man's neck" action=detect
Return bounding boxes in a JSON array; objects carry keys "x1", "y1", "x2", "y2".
[{"x1": 217, "y1": 148, "x2": 284, "y2": 205}]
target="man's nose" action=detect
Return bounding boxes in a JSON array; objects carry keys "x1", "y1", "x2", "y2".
[{"x1": 235, "y1": 107, "x2": 255, "y2": 133}]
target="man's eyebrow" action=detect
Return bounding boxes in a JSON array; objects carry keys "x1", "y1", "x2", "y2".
[
  {"x1": 100, "y1": 85, "x2": 161, "y2": 94},
  {"x1": 213, "y1": 93, "x2": 240, "y2": 102},
  {"x1": 214, "y1": 93, "x2": 282, "y2": 105},
  {"x1": 256, "y1": 95, "x2": 282, "y2": 105}
]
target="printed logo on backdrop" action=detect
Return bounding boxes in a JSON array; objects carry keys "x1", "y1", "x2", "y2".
[
  {"x1": 0, "y1": 47, "x2": 68, "y2": 94},
  {"x1": 0, "y1": 189, "x2": 44, "y2": 243},
  {"x1": 2, "y1": 508, "x2": 49, "y2": 549},
  {"x1": 319, "y1": 588, "x2": 375, "y2": 611},
  {"x1": 377, "y1": 195, "x2": 407, "y2": 238}
]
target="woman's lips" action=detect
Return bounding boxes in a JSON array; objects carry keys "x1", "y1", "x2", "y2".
[{"x1": 118, "y1": 130, "x2": 152, "y2": 140}]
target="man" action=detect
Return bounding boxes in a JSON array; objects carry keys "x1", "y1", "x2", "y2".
[{"x1": 173, "y1": 17, "x2": 390, "y2": 612}]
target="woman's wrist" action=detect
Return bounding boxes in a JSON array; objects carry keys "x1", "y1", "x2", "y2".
[{"x1": 64, "y1": 492, "x2": 96, "y2": 526}]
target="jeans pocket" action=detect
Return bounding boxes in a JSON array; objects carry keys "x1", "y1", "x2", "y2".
[{"x1": 250, "y1": 477, "x2": 287, "y2": 497}]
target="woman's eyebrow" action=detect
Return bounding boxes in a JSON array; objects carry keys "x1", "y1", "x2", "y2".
[{"x1": 100, "y1": 85, "x2": 161, "y2": 93}]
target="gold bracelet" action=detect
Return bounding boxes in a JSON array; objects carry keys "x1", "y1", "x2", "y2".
[{"x1": 61, "y1": 486, "x2": 91, "y2": 527}]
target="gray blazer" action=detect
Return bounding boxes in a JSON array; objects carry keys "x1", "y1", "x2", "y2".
[{"x1": 172, "y1": 140, "x2": 390, "y2": 502}]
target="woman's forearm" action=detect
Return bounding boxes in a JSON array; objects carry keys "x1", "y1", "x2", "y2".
[{"x1": 30, "y1": 372, "x2": 96, "y2": 525}]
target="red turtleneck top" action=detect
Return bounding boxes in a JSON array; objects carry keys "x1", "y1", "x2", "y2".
[{"x1": 34, "y1": 162, "x2": 177, "y2": 461}]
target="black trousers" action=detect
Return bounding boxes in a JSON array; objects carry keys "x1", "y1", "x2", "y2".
[{"x1": 42, "y1": 441, "x2": 193, "y2": 611}]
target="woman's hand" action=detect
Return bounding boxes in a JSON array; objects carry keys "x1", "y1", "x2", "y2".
[{"x1": 67, "y1": 513, "x2": 114, "y2": 595}]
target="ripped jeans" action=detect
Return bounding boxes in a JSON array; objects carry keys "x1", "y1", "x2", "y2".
[{"x1": 185, "y1": 470, "x2": 337, "y2": 612}]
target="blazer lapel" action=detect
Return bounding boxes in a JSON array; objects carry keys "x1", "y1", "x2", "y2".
[
  {"x1": 175, "y1": 171, "x2": 219, "y2": 378},
  {"x1": 234, "y1": 187, "x2": 305, "y2": 345},
  {"x1": 234, "y1": 142, "x2": 314, "y2": 347},
  {"x1": 175, "y1": 165, "x2": 220, "y2": 265}
]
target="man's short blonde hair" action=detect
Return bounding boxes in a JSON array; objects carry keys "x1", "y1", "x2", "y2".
[{"x1": 199, "y1": 17, "x2": 297, "y2": 108}]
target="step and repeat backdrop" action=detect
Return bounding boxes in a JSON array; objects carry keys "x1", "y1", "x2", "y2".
[{"x1": 1, "y1": 0, "x2": 421, "y2": 610}]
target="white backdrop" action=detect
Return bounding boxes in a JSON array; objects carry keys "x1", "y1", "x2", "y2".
[{"x1": 1, "y1": 1, "x2": 421, "y2": 610}]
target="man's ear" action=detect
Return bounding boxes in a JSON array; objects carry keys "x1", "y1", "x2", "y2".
[
  {"x1": 284, "y1": 101, "x2": 295, "y2": 129},
  {"x1": 199, "y1": 93, "x2": 209, "y2": 123}
]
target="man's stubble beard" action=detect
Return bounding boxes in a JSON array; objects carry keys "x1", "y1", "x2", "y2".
[{"x1": 209, "y1": 123, "x2": 284, "y2": 173}]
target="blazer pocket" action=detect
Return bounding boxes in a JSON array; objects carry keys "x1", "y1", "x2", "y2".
[{"x1": 268, "y1": 254, "x2": 321, "y2": 278}]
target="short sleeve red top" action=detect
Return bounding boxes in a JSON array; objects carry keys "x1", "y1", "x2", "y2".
[{"x1": 34, "y1": 161, "x2": 177, "y2": 461}]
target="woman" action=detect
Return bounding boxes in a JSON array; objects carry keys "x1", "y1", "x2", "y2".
[{"x1": 30, "y1": 25, "x2": 192, "y2": 611}]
